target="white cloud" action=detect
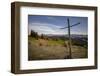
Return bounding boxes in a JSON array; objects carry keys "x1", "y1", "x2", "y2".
[
  {"x1": 28, "y1": 22, "x2": 67, "y2": 35},
  {"x1": 46, "y1": 17, "x2": 57, "y2": 21}
]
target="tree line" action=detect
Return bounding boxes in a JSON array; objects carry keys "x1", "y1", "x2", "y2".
[{"x1": 30, "y1": 30, "x2": 46, "y2": 39}]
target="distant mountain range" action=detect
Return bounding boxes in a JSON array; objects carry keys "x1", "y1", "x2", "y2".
[
  {"x1": 44, "y1": 34, "x2": 87, "y2": 38},
  {"x1": 43, "y1": 34, "x2": 88, "y2": 42}
]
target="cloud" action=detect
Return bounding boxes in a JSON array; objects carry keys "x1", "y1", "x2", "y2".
[
  {"x1": 47, "y1": 17, "x2": 57, "y2": 20},
  {"x1": 46, "y1": 17, "x2": 63, "y2": 23},
  {"x1": 29, "y1": 22, "x2": 67, "y2": 35}
]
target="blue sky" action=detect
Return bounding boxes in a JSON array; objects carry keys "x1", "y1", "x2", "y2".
[{"x1": 28, "y1": 15, "x2": 88, "y2": 35}]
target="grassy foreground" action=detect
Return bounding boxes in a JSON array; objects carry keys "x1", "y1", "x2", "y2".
[{"x1": 28, "y1": 36, "x2": 88, "y2": 60}]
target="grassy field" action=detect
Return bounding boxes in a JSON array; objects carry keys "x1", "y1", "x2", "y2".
[{"x1": 28, "y1": 36, "x2": 88, "y2": 60}]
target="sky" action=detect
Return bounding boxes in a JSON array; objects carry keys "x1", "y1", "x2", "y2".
[{"x1": 28, "y1": 15, "x2": 88, "y2": 35}]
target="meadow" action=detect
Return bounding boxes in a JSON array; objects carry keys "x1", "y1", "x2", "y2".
[{"x1": 28, "y1": 32, "x2": 88, "y2": 60}]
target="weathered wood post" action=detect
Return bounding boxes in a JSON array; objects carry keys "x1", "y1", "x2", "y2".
[
  {"x1": 60, "y1": 18, "x2": 80, "y2": 59},
  {"x1": 67, "y1": 18, "x2": 72, "y2": 59}
]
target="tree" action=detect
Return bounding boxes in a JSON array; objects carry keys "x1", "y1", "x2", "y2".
[
  {"x1": 41, "y1": 34, "x2": 44, "y2": 39},
  {"x1": 30, "y1": 30, "x2": 38, "y2": 39}
]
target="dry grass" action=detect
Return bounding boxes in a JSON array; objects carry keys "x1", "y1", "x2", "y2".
[{"x1": 28, "y1": 37, "x2": 87, "y2": 60}]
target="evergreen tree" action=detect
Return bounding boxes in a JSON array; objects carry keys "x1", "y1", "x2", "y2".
[{"x1": 30, "y1": 30, "x2": 38, "y2": 39}]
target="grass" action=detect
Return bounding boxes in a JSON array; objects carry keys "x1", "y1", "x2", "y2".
[
  {"x1": 47, "y1": 39, "x2": 65, "y2": 46},
  {"x1": 28, "y1": 36, "x2": 88, "y2": 60},
  {"x1": 28, "y1": 36, "x2": 65, "y2": 46}
]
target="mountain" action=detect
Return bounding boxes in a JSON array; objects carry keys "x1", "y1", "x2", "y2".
[{"x1": 42, "y1": 34, "x2": 88, "y2": 42}]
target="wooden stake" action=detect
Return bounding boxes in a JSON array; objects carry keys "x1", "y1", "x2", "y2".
[
  {"x1": 67, "y1": 18, "x2": 72, "y2": 59},
  {"x1": 60, "y1": 18, "x2": 80, "y2": 59}
]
